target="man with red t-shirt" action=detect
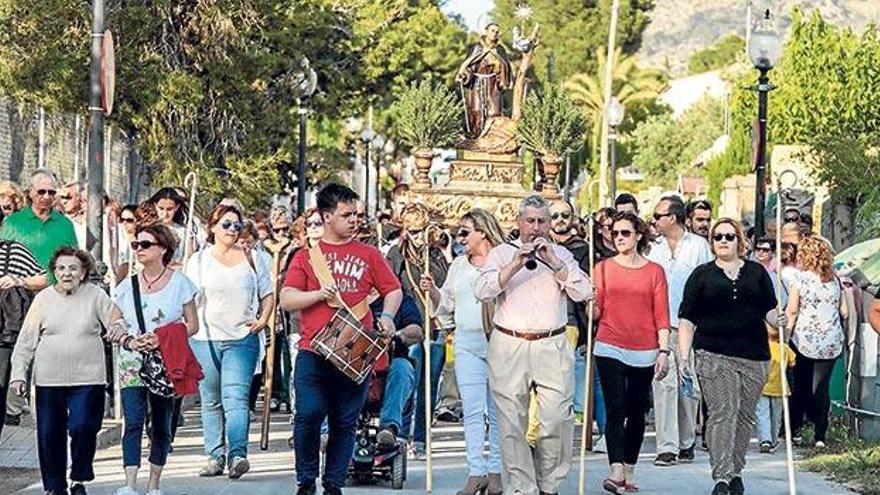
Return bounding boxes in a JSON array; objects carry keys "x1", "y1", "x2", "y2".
[{"x1": 281, "y1": 183, "x2": 402, "y2": 495}]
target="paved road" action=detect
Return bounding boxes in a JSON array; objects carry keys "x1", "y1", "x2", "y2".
[{"x1": 11, "y1": 406, "x2": 852, "y2": 495}]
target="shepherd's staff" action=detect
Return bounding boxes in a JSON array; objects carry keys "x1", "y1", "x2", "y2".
[
  {"x1": 420, "y1": 223, "x2": 444, "y2": 494},
  {"x1": 578, "y1": 179, "x2": 601, "y2": 495},
  {"x1": 260, "y1": 239, "x2": 290, "y2": 450},
  {"x1": 774, "y1": 169, "x2": 798, "y2": 495},
  {"x1": 182, "y1": 171, "x2": 198, "y2": 264}
]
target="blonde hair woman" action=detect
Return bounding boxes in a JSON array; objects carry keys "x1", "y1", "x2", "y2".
[
  {"x1": 421, "y1": 208, "x2": 505, "y2": 495},
  {"x1": 785, "y1": 236, "x2": 847, "y2": 448}
]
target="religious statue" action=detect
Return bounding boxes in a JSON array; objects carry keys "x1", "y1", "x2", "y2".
[{"x1": 456, "y1": 23, "x2": 512, "y2": 139}]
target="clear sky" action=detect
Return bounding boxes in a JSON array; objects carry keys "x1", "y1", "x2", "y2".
[{"x1": 441, "y1": 0, "x2": 495, "y2": 32}]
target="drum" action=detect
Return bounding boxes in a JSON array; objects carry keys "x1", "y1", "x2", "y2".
[{"x1": 312, "y1": 308, "x2": 389, "y2": 384}]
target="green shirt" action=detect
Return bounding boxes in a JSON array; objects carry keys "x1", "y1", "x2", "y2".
[{"x1": 0, "y1": 207, "x2": 78, "y2": 270}]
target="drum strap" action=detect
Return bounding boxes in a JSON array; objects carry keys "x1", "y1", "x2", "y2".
[{"x1": 308, "y1": 245, "x2": 370, "y2": 321}]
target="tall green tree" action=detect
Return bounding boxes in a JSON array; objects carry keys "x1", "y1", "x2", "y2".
[{"x1": 687, "y1": 34, "x2": 745, "y2": 74}]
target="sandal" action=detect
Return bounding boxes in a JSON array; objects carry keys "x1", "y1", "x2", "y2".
[{"x1": 603, "y1": 478, "x2": 625, "y2": 494}]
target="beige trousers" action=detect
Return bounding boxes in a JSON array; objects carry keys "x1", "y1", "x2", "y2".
[
  {"x1": 488, "y1": 331, "x2": 574, "y2": 495},
  {"x1": 653, "y1": 329, "x2": 701, "y2": 454}
]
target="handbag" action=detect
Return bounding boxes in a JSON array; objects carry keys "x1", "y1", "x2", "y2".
[{"x1": 131, "y1": 274, "x2": 176, "y2": 398}]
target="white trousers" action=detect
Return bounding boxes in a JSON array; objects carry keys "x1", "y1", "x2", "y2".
[{"x1": 653, "y1": 329, "x2": 701, "y2": 454}]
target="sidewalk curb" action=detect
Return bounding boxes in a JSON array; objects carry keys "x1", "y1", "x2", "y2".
[{"x1": 96, "y1": 419, "x2": 123, "y2": 451}]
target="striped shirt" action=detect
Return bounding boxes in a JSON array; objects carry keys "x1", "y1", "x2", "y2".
[{"x1": 0, "y1": 240, "x2": 45, "y2": 278}]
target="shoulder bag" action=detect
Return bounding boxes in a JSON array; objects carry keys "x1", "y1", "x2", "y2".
[{"x1": 131, "y1": 274, "x2": 176, "y2": 398}]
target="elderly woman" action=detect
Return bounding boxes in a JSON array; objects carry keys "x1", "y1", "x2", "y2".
[
  {"x1": 421, "y1": 208, "x2": 507, "y2": 495},
  {"x1": 786, "y1": 236, "x2": 847, "y2": 448},
  {"x1": 113, "y1": 224, "x2": 199, "y2": 495},
  {"x1": 677, "y1": 219, "x2": 784, "y2": 495},
  {"x1": 185, "y1": 204, "x2": 273, "y2": 480},
  {"x1": 9, "y1": 247, "x2": 129, "y2": 495},
  {"x1": 0, "y1": 180, "x2": 25, "y2": 220}
]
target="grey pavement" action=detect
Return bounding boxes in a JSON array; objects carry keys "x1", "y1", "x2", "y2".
[{"x1": 4, "y1": 404, "x2": 853, "y2": 495}]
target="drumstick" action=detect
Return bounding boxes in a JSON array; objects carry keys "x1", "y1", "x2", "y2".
[
  {"x1": 578, "y1": 215, "x2": 596, "y2": 495},
  {"x1": 260, "y1": 243, "x2": 285, "y2": 450},
  {"x1": 774, "y1": 170, "x2": 798, "y2": 495},
  {"x1": 423, "y1": 247, "x2": 433, "y2": 494}
]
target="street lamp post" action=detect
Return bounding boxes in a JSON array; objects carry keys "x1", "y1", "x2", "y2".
[
  {"x1": 360, "y1": 127, "x2": 375, "y2": 213},
  {"x1": 295, "y1": 59, "x2": 317, "y2": 215},
  {"x1": 748, "y1": 9, "x2": 782, "y2": 239},
  {"x1": 605, "y1": 97, "x2": 625, "y2": 203}
]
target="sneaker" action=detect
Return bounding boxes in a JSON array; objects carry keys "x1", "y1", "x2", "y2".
[
  {"x1": 269, "y1": 398, "x2": 280, "y2": 412},
  {"x1": 701, "y1": 438, "x2": 709, "y2": 451},
  {"x1": 296, "y1": 482, "x2": 317, "y2": 495},
  {"x1": 814, "y1": 440, "x2": 826, "y2": 449},
  {"x1": 711, "y1": 481, "x2": 729, "y2": 495},
  {"x1": 593, "y1": 434, "x2": 607, "y2": 454},
  {"x1": 759, "y1": 441, "x2": 773, "y2": 454},
  {"x1": 114, "y1": 488, "x2": 139, "y2": 495},
  {"x1": 70, "y1": 484, "x2": 87, "y2": 495},
  {"x1": 728, "y1": 477, "x2": 744, "y2": 495},
  {"x1": 791, "y1": 435, "x2": 803, "y2": 447},
  {"x1": 376, "y1": 425, "x2": 398, "y2": 450},
  {"x1": 678, "y1": 444, "x2": 695, "y2": 463},
  {"x1": 322, "y1": 483, "x2": 343, "y2": 495},
  {"x1": 409, "y1": 441, "x2": 427, "y2": 461},
  {"x1": 4, "y1": 413, "x2": 20, "y2": 426},
  {"x1": 198, "y1": 457, "x2": 225, "y2": 477},
  {"x1": 436, "y1": 406, "x2": 459, "y2": 423},
  {"x1": 228, "y1": 456, "x2": 250, "y2": 479},
  {"x1": 653, "y1": 452, "x2": 677, "y2": 466}
]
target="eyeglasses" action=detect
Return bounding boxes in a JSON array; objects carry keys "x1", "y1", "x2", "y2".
[
  {"x1": 306, "y1": 220, "x2": 323, "y2": 228},
  {"x1": 713, "y1": 233, "x2": 737, "y2": 242},
  {"x1": 456, "y1": 229, "x2": 471, "y2": 239},
  {"x1": 653, "y1": 212, "x2": 673, "y2": 221},
  {"x1": 550, "y1": 212, "x2": 572, "y2": 220},
  {"x1": 220, "y1": 220, "x2": 243, "y2": 232},
  {"x1": 0, "y1": 204, "x2": 14, "y2": 212},
  {"x1": 58, "y1": 194, "x2": 72, "y2": 201},
  {"x1": 120, "y1": 217, "x2": 136, "y2": 224},
  {"x1": 34, "y1": 189, "x2": 57, "y2": 197},
  {"x1": 131, "y1": 240, "x2": 161, "y2": 251},
  {"x1": 611, "y1": 229, "x2": 633, "y2": 238}
]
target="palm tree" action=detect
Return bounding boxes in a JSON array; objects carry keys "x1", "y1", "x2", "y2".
[{"x1": 564, "y1": 47, "x2": 668, "y2": 172}]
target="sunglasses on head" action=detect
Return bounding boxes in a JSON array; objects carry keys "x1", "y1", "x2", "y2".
[
  {"x1": 34, "y1": 189, "x2": 57, "y2": 197},
  {"x1": 131, "y1": 240, "x2": 161, "y2": 251},
  {"x1": 550, "y1": 212, "x2": 572, "y2": 220},
  {"x1": 653, "y1": 212, "x2": 673, "y2": 221},
  {"x1": 612, "y1": 229, "x2": 633, "y2": 239},
  {"x1": 713, "y1": 233, "x2": 737, "y2": 242},
  {"x1": 220, "y1": 220, "x2": 243, "y2": 232}
]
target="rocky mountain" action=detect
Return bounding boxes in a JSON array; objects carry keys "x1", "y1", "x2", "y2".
[{"x1": 638, "y1": 0, "x2": 880, "y2": 74}]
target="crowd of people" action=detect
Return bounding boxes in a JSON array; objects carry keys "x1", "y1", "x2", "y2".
[{"x1": 0, "y1": 168, "x2": 879, "y2": 495}]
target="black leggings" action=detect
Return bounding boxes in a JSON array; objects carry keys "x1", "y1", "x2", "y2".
[
  {"x1": 596, "y1": 356, "x2": 654, "y2": 465},
  {"x1": 790, "y1": 344, "x2": 835, "y2": 442}
]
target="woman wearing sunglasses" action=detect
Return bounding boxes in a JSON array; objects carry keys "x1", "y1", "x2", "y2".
[
  {"x1": 592, "y1": 211, "x2": 670, "y2": 494},
  {"x1": 677, "y1": 218, "x2": 784, "y2": 495},
  {"x1": 113, "y1": 224, "x2": 199, "y2": 495},
  {"x1": 420, "y1": 208, "x2": 507, "y2": 495},
  {"x1": 184, "y1": 204, "x2": 273, "y2": 480}
]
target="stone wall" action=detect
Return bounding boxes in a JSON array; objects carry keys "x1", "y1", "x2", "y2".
[{"x1": 0, "y1": 98, "x2": 150, "y2": 203}]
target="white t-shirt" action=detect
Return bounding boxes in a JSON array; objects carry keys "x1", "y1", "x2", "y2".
[
  {"x1": 113, "y1": 270, "x2": 199, "y2": 388},
  {"x1": 185, "y1": 245, "x2": 272, "y2": 341}
]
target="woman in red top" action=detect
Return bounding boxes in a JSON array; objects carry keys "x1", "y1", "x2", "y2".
[{"x1": 593, "y1": 211, "x2": 671, "y2": 494}]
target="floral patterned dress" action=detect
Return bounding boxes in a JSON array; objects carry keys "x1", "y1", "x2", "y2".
[
  {"x1": 790, "y1": 271, "x2": 844, "y2": 360},
  {"x1": 113, "y1": 271, "x2": 198, "y2": 388}
]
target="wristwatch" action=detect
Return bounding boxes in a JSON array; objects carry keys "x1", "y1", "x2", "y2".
[{"x1": 658, "y1": 349, "x2": 671, "y2": 355}]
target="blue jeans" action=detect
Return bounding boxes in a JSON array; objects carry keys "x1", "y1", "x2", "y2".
[
  {"x1": 379, "y1": 357, "x2": 416, "y2": 432},
  {"x1": 121, "y1": 387, "x2": 173, "y2": 467},
  {"x1": 190, "y1": 334, "x2": 259, "y2": 463},
  {"x1": 404, "y1": 341, "x2": 445, "y2": 443},
  {"x1": 294, "y1": 350, "x2": 370, "y2": 489},
  {"x1": 36, "y1": 385, "x2": 105, "y2": 492},
  {"x1": 574, "y1": 350, "x2": 606, "y2": 434},
  {"x1": 455, "y1": 348, "x2": 502, "y2": 476}
]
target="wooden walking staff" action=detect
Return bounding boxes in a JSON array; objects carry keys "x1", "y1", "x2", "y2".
[
  {"x1": 260, "y1": 240, "x2": 289, "y2": 450},
  {"x1": 578, "y1": 180, "x2": 600, "y2": 495},
  {"x1": 774, "y1": 169, "x2": 798, "y2": 495},
  {"x1": 422, "y1": 245, "x2": 434, "y2": 493},
  {"x1": 182, "y1": 171, "x2": 198, "y2": 264}
]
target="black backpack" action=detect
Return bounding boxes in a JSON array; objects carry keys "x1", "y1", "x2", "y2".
[{"x1": 0, "y1": 242, "x2": 35, "y2": 348}]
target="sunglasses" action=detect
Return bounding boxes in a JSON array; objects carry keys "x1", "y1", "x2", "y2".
[
  {"x1": 653, "y1": 212, "x2": 673, "y2": 221},
  {"x1": 550, "y1": 212, "x2": 572, "y2": 220},
  {"x1": 755, "y1": 246, "x2": 772, "y2": 253},
  {"x1": 59, "y1": 194, "x2": 73, "y2": 201},
  {"x1": 713, "y1": 233, "x2": 737, "y2": 242},
  {"x1": 611, "y1": 229, "x2": 633, "y2": 238},
  {"x1": 306, "y1": 220, "x2": 323, "y2": 228},
  {"x1": 272, "y1": 227, "x2": 289, "y2": 234},
  {"x1": 0, "y1": 204, "x2": 14, "y2": 211},
  {"x1": 220, "y1": 220, "x2": 243, "y2": 232},
  {"x1": 131, "y1": 240, "x2": 161, "y2": 251},
  {"x1": 783, "y1": 215, "x2": 800, "y2": 223},
  {"x1": 120, "y1": 217, "x2": 136, "y2": 224},
  {"x1": 407, "y1": 229, "x2": 423, "y2": 237},
  {"x1": 456, "y1": 229, "x2": 471, "y2": 239},
  {"x1": 34, "y1": 189, "x2": 57, "y2": 197}
]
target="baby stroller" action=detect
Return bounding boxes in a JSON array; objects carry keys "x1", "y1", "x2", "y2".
[{"x1": 348, "y1": 369, "x2": 408, "y2": 489}]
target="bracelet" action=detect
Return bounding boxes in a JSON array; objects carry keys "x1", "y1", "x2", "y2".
[
  {"x1": 380, "y1": 312, "x2": 395, "y2": 322},
  {"x1": 122, "y1": 335, "x2": 134, "y2": 351}
]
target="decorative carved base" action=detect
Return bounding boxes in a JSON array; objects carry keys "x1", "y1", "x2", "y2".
[
  {"x1": 447, "y1": 158, "x2": 525, "y2": 191},
  {"x1": 411, "y1": 187, "x2": 531, "y2": 227}
]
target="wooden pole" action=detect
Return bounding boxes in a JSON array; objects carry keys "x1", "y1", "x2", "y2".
[
  {"x1": 423, "y1": 247, "x2": 433, "y2": 493},
  {"x1": 598, "y1": 0, "x2": 621, "y2": 206},
  {"x1": 260, "y1": 243, "x2": 286, "y2": 450},
  {"x1": 183, "y1": 172, "x2": 198, "y2": 265},
  {"x1": 578, "y1": 214, "x2": 597, "y2": 495}
]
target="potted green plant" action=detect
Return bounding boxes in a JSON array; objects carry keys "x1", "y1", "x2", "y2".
[
  {"x1": 391, "y1": 80, "x2": 461, "y2": 188},
  {"x1": 516, "y1": 84, "x2": 586, "y2": 196}
]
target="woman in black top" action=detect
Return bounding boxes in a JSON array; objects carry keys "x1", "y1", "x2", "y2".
[{"x1": 677, "y1": 218, "x2": 785, "y2": 495}]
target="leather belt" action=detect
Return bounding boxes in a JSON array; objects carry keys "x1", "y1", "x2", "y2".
[{"x1": 494, "y1": 325, "x2": 567, "y2": 341}]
